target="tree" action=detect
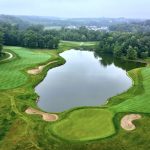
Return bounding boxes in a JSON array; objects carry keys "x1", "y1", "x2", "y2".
[
  {"x1": 114, "y1": 44, "x2": 123, "y2": 58},
  {"x1": 81, "y1": 35, "x2": 87, "y2": 41},
  {"x1": 96, "y1": 32, "x2": 150, "y2": 60},
  {"x1": 126, "y1": 46, "x2": 137, "y2": 60},
  {"x1": 23, "y1": 30, "x2": 38, "y2": 48},
  {"x1": 141, "y1": 51, "x2": 149, "y2": 59},
  {"x1": 0, "y1": 31, "x2": 3, "y2": 56},
  {"x1": 0, "y1": 22, "x2": 60, "y2": 50},
  {"x1": 53, "y1": 37, "x2": 59, "y2": 49}
]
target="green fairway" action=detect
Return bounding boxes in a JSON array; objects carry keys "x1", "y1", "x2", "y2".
[
  {"x1": 52, "y1": 108, "x2": 115, "y2": 141},
  {"x1": 110, "y1": 67, "x2": 150, "y2": 113},
  {"x1": 0, "y1": 47, "x2": 51, "y2": 89},
  {"x1": 61, "y1": 41, "x2": 97, "y2": 45}
]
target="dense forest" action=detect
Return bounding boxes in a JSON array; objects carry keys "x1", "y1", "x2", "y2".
[
  {"x1": 0, "y1": 31, "x2": 3, "y2": 56},
  {"x1": 60, "y1": 27, "x2": 103, "y2": 41},
  {"x1": 96, "y1": 32, "x2": 150, "y2": 60},
  {"x1": 109, "y1": 20, "x2": 150, "y2": 33},
  {"x1": 0, "y1": 23, "x2": 104, "y2": 52},
  {"x1": 96, "y1": 20, "x2": 150, "y2": 60},
  {"x1": 0, "y1": 23, "x2": 60, "y2": 50}
]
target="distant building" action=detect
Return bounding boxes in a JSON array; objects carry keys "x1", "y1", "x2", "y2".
[
  {"x1": 66, "y1": 25, "x2": 78, "y2": 29},
  {"x1": 85, "y1": 26, "x2": 109, "y2": 31},
  {"x1": 66, "y1": 25, "x2": 109, "y2": 31}
]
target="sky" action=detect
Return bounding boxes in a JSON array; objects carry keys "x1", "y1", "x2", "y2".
[{"x1": 0, "y1": 0, "x2": 150, "y2": 19}]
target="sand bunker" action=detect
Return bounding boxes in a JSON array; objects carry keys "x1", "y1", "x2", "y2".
[
  {"x1": 121, "y1": 114, "x2": 141, "y2": 131},
  {"x1": 27, "y1": 60, "x2": 58, "y2": 75},
  {"x1": 25, "y1": 107, "x2": 58, "y2": 122}
]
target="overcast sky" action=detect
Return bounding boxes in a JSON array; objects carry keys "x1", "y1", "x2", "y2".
[{"x1": 0, "y1": 0, "x2": 149, "y2": 19}]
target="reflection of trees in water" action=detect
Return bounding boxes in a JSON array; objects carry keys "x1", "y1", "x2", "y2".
[{"x1": 94, "y1": 51, "x2": 145, "y2": 71}]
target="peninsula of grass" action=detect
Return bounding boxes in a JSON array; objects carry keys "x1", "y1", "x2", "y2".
[{"x1": 0, "y1": 41, "x2": 150, "y2": 150}]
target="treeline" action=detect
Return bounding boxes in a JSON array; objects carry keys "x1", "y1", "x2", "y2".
[
  {"x1": 0, "y1": 23, "x2": 103, "y2": 50},
  {"x1": 1, "y1": 21, "x2": 150, "y2": 61},
  {"x1": 59, "y1": 27, "x2": 104, "y2": 41},
  {"x1": 0, "y1": 23, "x2": 105, "y2": 57},
  {"x1": 0, "y1": 31, "x2": 3, "y2": 56},
  {"x1": 109, "y1": 20, "x2": 150, "y2": 33},
  {"x1": 96, "y1": 32, "x2": 150, "y2": 60},
  {"x1": 0, "y1": 23, "x2": 60, "y2": 50}
]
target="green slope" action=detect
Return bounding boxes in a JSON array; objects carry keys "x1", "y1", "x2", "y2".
[{"x1": 0, "y1": 47, "x2": 50, "y2": 89}]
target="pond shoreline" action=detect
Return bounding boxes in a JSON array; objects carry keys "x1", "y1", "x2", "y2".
[{"x1": 35, "y1": 49, "x2": 143, "y2": 113}]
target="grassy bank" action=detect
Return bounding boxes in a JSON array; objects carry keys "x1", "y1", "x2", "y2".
[{"x1": 0, "y1": 41, "x2": 150, "y2": 150}]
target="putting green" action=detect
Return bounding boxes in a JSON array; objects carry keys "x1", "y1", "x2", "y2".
[{"x1": 52, "y1": 108, "x2": 115, "y2": 141}]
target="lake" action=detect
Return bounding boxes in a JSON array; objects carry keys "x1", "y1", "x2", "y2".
[{"x1": 35, "y1": 50, "x2": 144, "y2": 112}]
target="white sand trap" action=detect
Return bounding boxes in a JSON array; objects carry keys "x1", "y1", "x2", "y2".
[
  {"x1": 121, "y1": 114, "x2": 141, "y2": 131},
  {"x1": 27, "y1": 60, "x2": 58, "y2": 75},
  {"x1": 25, "y1": 107, "x2": 58, "y2": 122}
]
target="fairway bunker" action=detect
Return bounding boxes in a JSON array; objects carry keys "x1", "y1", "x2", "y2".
[
  {"x1": 27, "y1": 60, "x2": 58, "y2": 75},
  {"x1": 25, "y1": 107, "x2": 59, "y2": 122},
  {"x1": 121, "y1": 114, "x2": 141, "y2": 131}
]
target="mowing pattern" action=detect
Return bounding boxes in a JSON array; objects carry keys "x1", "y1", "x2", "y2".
[
  {"x1": 0, "y1": 47, "x2": 50, "y2": 89},
  {"x1": 111, "y1": 67, "x2": 150, "y2": 113},
  {"x1": 52, "y1": 108, "x2": 115, "y2": 141}
]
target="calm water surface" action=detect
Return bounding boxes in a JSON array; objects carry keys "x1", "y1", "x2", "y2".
[{"x1": 35, "y1": 50, "x2": 144, "y2": 112}]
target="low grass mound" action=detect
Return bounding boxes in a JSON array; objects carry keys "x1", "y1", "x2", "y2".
[
  {"x1": 52, "y1": 108, "x2": 115, "y2": 141},
  {"x1": 0, "y1": 47, "x2": 50, "y2": 89}
]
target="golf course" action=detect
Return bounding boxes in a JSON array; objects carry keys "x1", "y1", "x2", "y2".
[{"x1": 0, "y1": 41, "x2": 150, "y2": 150}]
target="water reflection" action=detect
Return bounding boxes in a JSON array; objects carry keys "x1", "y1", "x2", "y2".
[
  {"x1": 94, "y1": 52, "x2": 145, "y2": 71},
  {"x1": 36, "y1": 50, "x2": 144, "y2": 112}
]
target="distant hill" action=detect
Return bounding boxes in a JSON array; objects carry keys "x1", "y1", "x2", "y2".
[
  {"x1": 0, "y1": 15, "x2": 30, "y2": 29},
  {"x1": 17, "y1": 16, "x2": 143, "y2": 27},
  {"x1": 109, "y1": 19, "x2": 150, "y2": 33},
  {"x1": 0, "y1": 14, "x2": 145, "y2": 29}
]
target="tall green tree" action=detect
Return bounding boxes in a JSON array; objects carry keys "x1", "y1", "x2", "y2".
[
  {"x1": 23, "y1": 30, "x2": 38, "y2": 48},
  {"x1": 0, "y1": 23, "x2": 60, "y2": 49},
  {"x1": 126, "y1": 46, "x2": 137, "y2": 60},
  {"x1": 0, "y1": 31, "x2": 3, "y2": 56},
  {"x1": 97, "y1": 32, "x2": 150, "y2": 60}
]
